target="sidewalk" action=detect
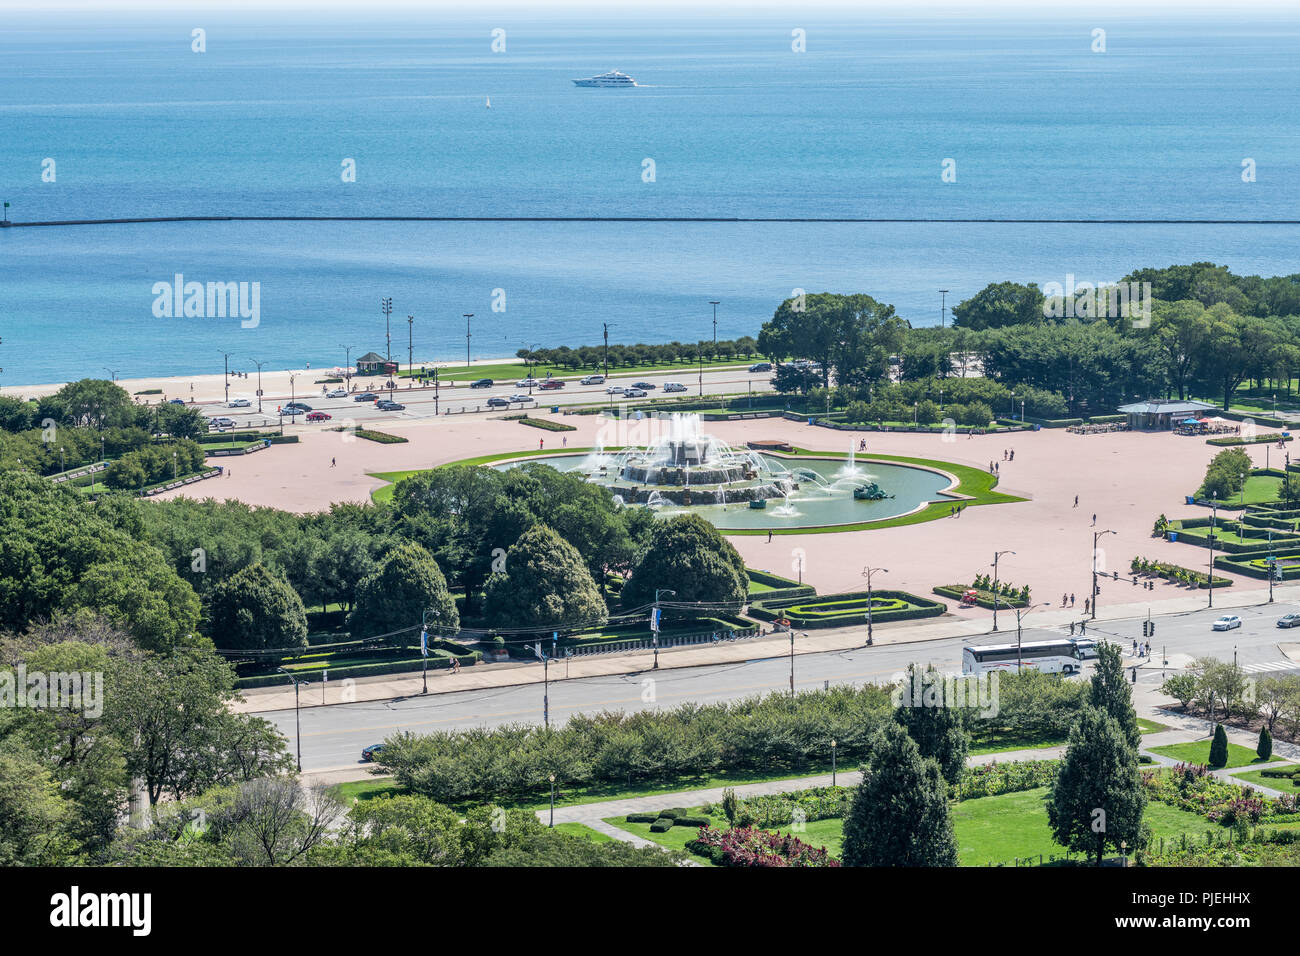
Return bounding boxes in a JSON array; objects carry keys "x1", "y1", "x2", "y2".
[{"x1": 238, "y1": 583, "x2": 1300, "y2": 714}]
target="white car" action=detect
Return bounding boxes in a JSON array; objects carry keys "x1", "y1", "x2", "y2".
[
  {"x1": 516, "y1": 378, "x2": 538, "y2": 388},
  {"x1": 663, "y1": 382, "x2": 687, "y2": 393},
  {"x1": 210, "y1": 416, "x2": 236, "y2": 428},
  {"x1": 580, "y1": 375, "x2": 605, "y2": 385},
  {"x1": 327, "y1": 388, "x2": 348, "y2": 398},
  {"x1": 606, "y1": 385, "x2": 625, "y2": 395},
  {"x1": 623, "y1": 388, "x2": 647, "y2": 398},
  {"x1": 228, "y1": 398, "x2": 251, "y2": 408},
  {"x1": 509, "y1": 394, "x2": 532, "y2": 403},
  {"x1": 1212, "y1": 615, "x2": 1243, "y2": 631}
]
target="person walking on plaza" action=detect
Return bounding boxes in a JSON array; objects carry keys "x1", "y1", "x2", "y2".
[
  {"x1": 1074, "y1": 495, "x2": 1079, "y2": 508},
  {"x1": 331, "y1": 457, "x2": 336, "y2": 467},
  {"x1": 1091, "y1": 513, "x2": 1097, "y2": 526},
  {"x1": 1084, "y1": 597, "x2": 1091, "y2": 614},
  {"x1": 1062, "y1": 592, "x2": 1068, "y2": 607},
  {"x1": 1070, "y1": 593, "x2": 1075, "y2": 607}
]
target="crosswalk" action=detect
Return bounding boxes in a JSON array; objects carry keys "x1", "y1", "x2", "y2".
[{"x1": 1241, "y1": 660, "x2": 1299, "y2": 674}]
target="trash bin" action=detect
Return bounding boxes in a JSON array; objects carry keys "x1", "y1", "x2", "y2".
[
  {"x1": 1033, "y1": 423, "x2": 1042, "y2": 431},
  {"x1": 808, "y1": 418, "x2": 814, "y2": 425},
  {"x1": 1185, "y1": 495, "x2": 1195, "y2": 505},
  {"x1": 551, "y1": 406, "x2": 560, "y2": 414},
  {"x1": 1168, "y1": 532, "x2": 1178, "y2": 542}
]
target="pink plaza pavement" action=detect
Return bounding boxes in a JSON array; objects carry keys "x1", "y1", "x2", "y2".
[{"x1": 154, "y1": 410, "x2": 1275, "y2": 627}]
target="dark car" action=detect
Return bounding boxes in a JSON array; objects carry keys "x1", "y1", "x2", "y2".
[
  {"x1": 283, "y1": 402, "x2": 312, "y2": 413},
  {"x1": 361, "y1": 744, "x2": 386, "y2": 763},
  {"x1": 377, "y1": 401, "x2": 406, "y2": 411},
  {"x1": 539, "y1": 379, "x2": 565, "y2": 390},
  {"x1": 486, "y1": 396, "x2": 511, "y2": 407},
  {"x1": 168, "y1": 398, "x2": 186, "y2": 405},
  {"x1": 1279, "y1": 614, "x2": 1300, "y2": 628},
  {"x1": 632, "y1": 381, "x2": 657, "y2": 390},
  {"x1": 749, "y1": 362, "x2": 773, "y2": 373},
  {"x1": 354, "y1": 392, "x2": 379, "y2": 402},
  {"x1": 470, "y1": 378, "x2": 494, "y2": 388}
]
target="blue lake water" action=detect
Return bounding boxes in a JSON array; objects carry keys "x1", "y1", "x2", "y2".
[{"x1": 1, "y1": 10, "x2": 1298, "y2": 384}]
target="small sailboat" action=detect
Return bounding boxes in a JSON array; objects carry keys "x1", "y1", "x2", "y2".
[{"x1": 486, "y1": 96, "x2": 491, "y2": 109}]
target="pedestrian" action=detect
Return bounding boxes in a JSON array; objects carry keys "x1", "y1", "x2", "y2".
[
  {"x1": 1070, "y1": 593, "x2": 1075, "y2": 607},
  {"x1": 1074, "y1": 495, "x2": 1078, "y2": 508},
  {"x1": 1080, "y1": 620, "x2": 1087, "y2": 635},
  {"x1": 1084, "y1": 597, "x2": 1090, "y2": 614},
  {"x1": 1146, "y1": 640, "x2": 1151, "y2": 657},
  {"x1": 562, "y1": 436, "x2": 567, "y2": 447},
  {"x1": 1062, "y1": 592, "x2": 1068, "y2": 607},
  {"x1": 989, "y1": 461, "x2": 995, "y2": 473},
  {"x1": 539, "y1": 438, "x2": 544, "y2": 450},
  {"x1": 1091, "y1": 513, "x2": 1097, "y2": 526},
  {"x1": 1069, "y1": 620, "x2": 1075, "y2": 635},
  {"x1": 1009, "y1": 449, "x2": 1014, "y2": 461},
  {"x1": 995, "y1": 462, "x2": 999, "y2": 474},
  {"x1": 331, "y1": 457, "x2": 336, "y2": 467},
  {"x1": 1002, "y1": 449, "x2": 1007, "y2": 460},
  {"x1": 227, "y1": 468, "x2": 232, "y2": 479},
  {"x1": 767, "y1": 530, "x2": 773, "y2": 543},
  {"x1": 1132, "y1": 638, "x2": 1138, "y2": 654},
  {"x1": 950, "y1": 506, "x2": 955, "y2": 518}
]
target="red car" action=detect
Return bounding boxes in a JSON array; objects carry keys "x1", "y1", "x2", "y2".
[
  {"x1": 306, "y1": 411, "x2": 332, "y2": 422},
  {"x1": 539, "y1": 380, "x2": 565, "y2": 390}
]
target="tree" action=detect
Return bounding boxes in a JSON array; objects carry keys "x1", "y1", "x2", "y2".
[
  {"x1": 1048, "y1": 706, "x2": 1147, "y2": 865},
  {"x1": 1201, "y1": 447, "x2": 1252, "y2": 501},
  {"x1": 208, "y1": 563, "x2": 308, "y2": 651},
  {"x1": 893, "y1": 664, "x2": 968, "y2": 785},
  {"x1": 951, "y1": 282, "x2": 1045, "y2": 331},
  {"x1": 483, "y1": 525, "x2": 607, "y2": 634},
  {"x1": 1160, "y1": 673, "x2": 1198, "y2": 709},
  {"x1": 840, "y1": 722, "x2": 957, "y2": 867},
  {"x1": 44, "y1": 378, "x2": 136, "y2": 431},
  {"x1": 1258, "y1": 726, "x2": 1273, "y2": 762},
  {"x1": 350, "y1": 541, "x2": 459, "y2": 645},
  {"x1": 620, "y1": 514, "x2": 748, "y2": 612},
  {"x1": 0, "y1": 747, "x2": 79, "y2": 865},
  {"x1": 1089, "y1": 641, "x2": 1141, "y2": 752},
  {"x1": 1208, "y1": 723, "x2": 1229, "y2": 768}
]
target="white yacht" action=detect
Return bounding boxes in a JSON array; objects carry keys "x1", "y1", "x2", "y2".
[{"x1": 572, "y1": 70, "x2": 638, "y2": 88}]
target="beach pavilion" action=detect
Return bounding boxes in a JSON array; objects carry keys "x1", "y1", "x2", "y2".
[{"x1": 1116, "y1": 398, "x2": 1217, "y2": 431}]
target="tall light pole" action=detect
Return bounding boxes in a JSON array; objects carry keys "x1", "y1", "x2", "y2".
[
  {"x1": 1269, "y1": 527, "x2": 1276, "y2": 603},
  {"x1": 381, "y1": 297, "x2": 393, "y2": 379},
  {"x1": 1014, "y1": 603, "x2": 1051, "y2": 673},
  {"x1": 652, "y1": 588, "x2": 676, "y2": 670},
  {"x1": 102, "y1": 366, "x2": 118, "y2": 382},
  {"x1": 991, "y1": 550, "x2": 1015, "y2": 632},
  {"x1": 1092, "y1": 528, "x2": 1116, "y2": 619},
  {"x1": 939, "y1": 289, "x2": 949, "y2": 328},
  {"x1": 602, "y1": 322, "x2": 612, "y2": 379},
  {"x1": 288, "y1": 372, "x2": 298, "y2": 424},
  {"x1": 249, "y1": 358, "x2": 266, "y2": 413},
  {"x1": 219, "y1": 351, "x2": 232, "y2": 404},
  {"x1": 464, "y1": 313, "x2": 474, "y2": 367},
  {"x1": 407, "y1": 315, "x2": 414, "y2": 389},
  {"x1": 340, "y1": 344, "x2": 355, "y2": 384},
  {"x1": 788, "y1": 630, "x2": 807, "y2": 697},
  {"x1": 861, "y1": 566, "x2": 888, "y2": 646},
  {"x1": 830, "y1": 739, "x2": 837, "y2": 786},
  {"x1": 276, "y1": 667, "x2": 303, "y2": 773},
  {"x1": 709, "y1": 300, "x2": 720, "y2": 355},
  {"x1": 1208, "y1": 497, "x2": 1218, "y2": 608}
]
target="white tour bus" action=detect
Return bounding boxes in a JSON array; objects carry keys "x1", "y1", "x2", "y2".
[{"x1": 962, "y1": 638, "x2": 1098, "y2": 676}]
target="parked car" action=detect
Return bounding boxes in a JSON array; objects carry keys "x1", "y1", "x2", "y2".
[
  {"x1": 168, "y1": 398, "x2": 186, "y2": 405},
  {"x1": 354, "y1": 392, "x2": 379, "y2": 402},
  {"x1": 1212, "y1": 615, "x2": 1243, "y2": 631},
  {"x1": 632, "y1": 381, "x2": 657, "y2": 390},
  {"x1": 377, "y1": 401, "x2": 406, "y2": 411},
  {"x1": 210, "y1": 416, "x2": 236, "y2": 428},
  {"x1": 228, "y1": 398, "x2": 251, "y2": 408},
  {"x1": 306, "y1": 411, "x2": 332, "y2": 421},
  {"x1": 663, "y1": 382, "x2": 687, "y2": 393},
  {"x1": 606, "y1": 385, "x2": 625, "y2": 395},
  {"x1": 516, "y1": 377, "x2": 539, "y2": 388},
  {"x1": 510, "y1": 394, "x2": 532, "y2": 403},
  {"x1": 580, "y1": 375, "x2": 605, "y2": 385},
  {"x1": 1278, "y1": 613, "x2": 1300, "y2": 628},
  {"x1": 749, "y1": 362, "x2": 773, "y2": 372},
  {"x1": 361, "y1": 744, "x2": 385, "y2": 763},
  {"x1": 539, "y1": 379, "x2": 565, "y2": 390},
  {"x1": 486, "y1": 396, "x2": 511, "y2": 407},
  {"x1": 623, "y1": 388, "x2": 647, "y2": 398},
  {"x1": 326, "y1": 388, "x2": 348, "y2": 398},
  {"x1": 284, "y1": 402, "x2": 312, "y2": 413},
  {"x1": 470, "y1": 378, "x2": 494, "y2": 388}
]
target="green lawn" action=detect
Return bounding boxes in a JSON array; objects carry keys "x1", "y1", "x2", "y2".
[
  {"x1": 552, "y1": 822, "x2": 615, "y2": 843},
  {"x1": 1147, "y1": 740, "x2": 1268, "y2": 770},
  {"x1": 954, "y1": 786, "x2": 1212, "y2": 867},
  {"x1": 604, "y1": 812, "x2": 722, "y2": 864},
  {"x1": 331, "y1": 778, "x2": 404, "y2": 804},
  {"x1": 1138, "y1": 718, "x2": 1170, "y2": 735},
  {"x1": 1227, "y1": 766, "x2": 1298, "y2": 791}
]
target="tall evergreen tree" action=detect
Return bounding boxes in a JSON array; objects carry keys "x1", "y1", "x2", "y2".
[
  {"x1": 1048, "y1": 706, "x2": 1147, "y2": 865},
  {"x1": 1089, "y1": 641, "x2": 1141, "y2": 752},
  {"x1": 893, "y1": 664, "x2": 969, "y2": 786},
  {"x1": 841, "y1": 722, "x2": 958, "y2": 867},
  {"x1": 1258, "y1": 726, "x2": 1273, "y2": 762},
  {"x1": 1208, "y1": 723, "x2": 1229, "y2": 768}
]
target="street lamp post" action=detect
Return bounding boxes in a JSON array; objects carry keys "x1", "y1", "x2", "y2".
[
  {"x1": 249, "y1": 359, "x2": 266, "y2": 413},
  {"x1": 991, "y1": 550, "x2": 1015, "y2": 632},
  {"x1": 340, "y1": 344, "x2": 355, "y2": 385},
  {"x1": 830, "y1": 739, "x2": 837, "y2": 786},
  {"x1": 219, "y1": 351, "x2": 232, "y2": 404},
  {"x1": 1208, "y1": 497, "x2": 1218, "y2": 608},
  {"x1": 407, "y1": 315, "x2": 414, "y2": 387},
  {"x1": 1269, "y1": 527, "x2": 1276, "y2": 603},
  {"x1": 1092, "y1": 529, "x2": 1116, "y2": 619},
  {"x1": 1014, "y1": 603, "x2": 1051, "y2": 673},
  {"x1": 548, "y1": 774, "x2": 556, "y2": 827},
  {"x1": 381, "y1": 297, "x2": 393, "y2": 383},
  {"x1": 709, "y1": 300, "x2": 720, "y2": 354},
  {"x1": 861, "y1": 566, "x2": 888, "y2": 645},
  {"x1": 276, "y1": 667, "x2": 303, "y2": 772},
  {"x1": 652, "y1": 588, "x2": 676, "y2": 669},
  {"x1": 602, "y1": 322, "x2": 612, "y2": 379},
  {"x1": 939, "y1": 289, "x2": 949, "y2": 328},
  {"x1": 464, "y1": 314, "x2": 474, "y2": 367}
]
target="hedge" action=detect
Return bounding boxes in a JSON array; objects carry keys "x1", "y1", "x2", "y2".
[
  {"x1": 933, "y1": 584, "x2": 1029, "y2": 610},
  {"x1": 236, "y1": 645, "x2": 481, "y2": 688},
  {"x1": 648, "y1": 818, "x2": 674, "y2": 833},
  {"x1": 515, "y1": 416, "x2": 577, "y2": 432},
  {"x1": 749, "y1": 589, "x2": 945, "y2": 628}
]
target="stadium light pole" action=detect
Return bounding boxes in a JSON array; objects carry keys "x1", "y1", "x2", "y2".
[{"x1": 991, "y1": 549, "x2": 1015, "y2": 632}]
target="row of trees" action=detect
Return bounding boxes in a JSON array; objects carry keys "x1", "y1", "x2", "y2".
[{"x1": 517, "y1": 337, "x2": 760, "y2": 372}]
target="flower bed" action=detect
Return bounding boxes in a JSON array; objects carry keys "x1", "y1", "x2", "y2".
[
  {"x1": 707, "y1": 786, "x2": 853, "y2": 829},
  {"x1": 954, "y1": 760, "x2": 1058, "y2": 800},
  {"x1": 686, "y1": 825, "x2": 840, "y2": 867},
  {"x1": 1141, "y1": 763, "x2": 1300, "y2": 825}
]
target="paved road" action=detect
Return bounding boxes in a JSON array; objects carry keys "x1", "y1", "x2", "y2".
[
  {"x1": 200, "y1": 365, "x2": 775, "y2": 431},
  {"x1": 257, "y1": 599, "x2": 1300, "y2": 772}
]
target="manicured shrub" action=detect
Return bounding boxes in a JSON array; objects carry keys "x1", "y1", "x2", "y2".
[
  {"x1": 1209, "y1": 724, "x2": 1229, "y2": 768},
  {"x1": 625, "y1": 812, "x2": 659, "y2": 823},
  {"x1": 648, "y1": 818, "x2": 673, "y2": 833},
  {"x1": 1258, "y1": 727, "x2": 1273, "y2": 762}
]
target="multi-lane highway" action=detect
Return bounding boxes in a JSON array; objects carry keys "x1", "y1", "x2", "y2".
[
  {"x1": 256, "y1": 599, "x2": 1300, "y2": 772},
  {"x1": 201, "y1": 364, "x2": 776, "y2": 432}
]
